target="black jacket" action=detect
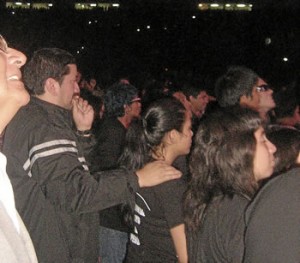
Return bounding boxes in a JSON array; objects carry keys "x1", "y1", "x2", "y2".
[{"x1": 3, "y1": 97, "x2": 138, "y2": 263}]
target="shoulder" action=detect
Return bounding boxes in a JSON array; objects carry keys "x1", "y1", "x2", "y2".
[
  {"x1": 206, "y1": 195, "x2": 249, "y2": 226},
  {"x1": 244, "y1": 168, "x2": 300, "y2": 262},
  {"x1": 246, "y1": 168, "x2": 300, "y2": 225}
]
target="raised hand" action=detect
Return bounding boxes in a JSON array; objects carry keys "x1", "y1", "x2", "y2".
[{"x1": 72, "y1": 96, "x2": 94, "y2": 131}]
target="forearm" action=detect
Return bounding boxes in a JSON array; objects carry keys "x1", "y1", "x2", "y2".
[{"x1": 170, "y1": 224, "x2": 188, "y2": 263}]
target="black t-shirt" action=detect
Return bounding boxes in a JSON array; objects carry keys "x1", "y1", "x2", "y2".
[
  {"x1": 126, "y1": 178, "x2": 186, "y2": 262},
  {"x1": 244, "y1": 167, "x2": 300, "y2": 263},
  {"x1": 188, "y1": 194, "x2": 250, "y2": 263}
]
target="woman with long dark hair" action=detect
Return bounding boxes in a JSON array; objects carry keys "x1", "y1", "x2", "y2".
[
  {"x1": 184, "y1": 108, "x2": 276, "y2": 262},
  {"x1": 120, "y1": 97, "x2": 193, "y2": 262}
]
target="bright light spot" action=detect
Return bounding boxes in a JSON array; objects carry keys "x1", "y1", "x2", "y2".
[
  {"x1": 77, "y1": 51, "x2": 80, "y2": 54},
  {"x1": 165, "y1": 68, "x2": 168, "y2": 71},
  {"x1": 198, "y1": 4, "x2": 203, "y2": 7},
  {"x1": 192, "y1": 15, "x2": 196, "y2": 19},
  {"x1": 250, "y1": 4, "x2": 253, "y2": 7},
  {"x1": 112, "y1": 3, "x2": 120, "y2": 7},
  {"x1": 164, "y1": 27, "x2": 167, "y2": 30},
  {"x1": 283, "y1": 57, "x2": 288, "y2": 62},
  {"x1": 211, "y1": 4, "x2": 219, "y2": 7},
  {"x1": 94, "y1": 20, "x2": 98, "y2": 23},
  {"x1": 11, "y1": 11, "x2": 15, "y2": 15},
  {"x1": 15, "y1": 2, "x2": 22, "y2": 5},
  {"x1": 48, "y1": 3, "x2": 53, "y2": 6},
  {"x1": 225, "y1": 4, "x2": 231, "y2": 7},
  {"x1": 265, "y1": 38, "x2": 272, "y2": 45},
  {"x1": 137, "y1": 28, "x2": 140, "y2": 32},
  {"x1": 147, "y1": 25, "x2": 150, "y2": 29},
  {"x1": 81, "y1": 46, "x2": 84, "y2": 50},
  {"x1": 90, "y1": 3, "x2": 96, "y2": 7},
  {"x1": 237, "y1": 4, "x2": 246, "y2": 7},
  {"x1": 88, "y1": 21, "x2": 92, "y2": 25},
  {"x1": 27, "y1": 3, "x2": 30, "y2": 5}
]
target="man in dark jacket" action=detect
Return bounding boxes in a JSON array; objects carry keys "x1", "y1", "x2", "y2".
[{"x1": 2, "y1": 48, "x2": 181, "y2": 263}]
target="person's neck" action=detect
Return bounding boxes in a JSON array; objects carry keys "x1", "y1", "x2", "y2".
[
  {"x1": 190, "y1": 104, "x2": 202, "y2": 118},
  {"x1": 118, "y1": 115, "x2": 132, "y2": 129},
  {"x1": 257, "y1": 108, "x2": 271, "y2": 123},
  {"x1": 154, "y1": 148, "x2": 178, "y2": 166},
  {"x1": 277, "y1": 117, "x2": 297, "y2": 127}
]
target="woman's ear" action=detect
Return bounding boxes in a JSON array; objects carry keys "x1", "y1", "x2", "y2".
[{"x1": 167, "y1": 129, "x2": 180, "y2": 144}]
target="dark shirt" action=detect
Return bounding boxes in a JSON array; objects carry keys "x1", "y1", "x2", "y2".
[
  {"x1": 188, "y1": 194, "x2": 250, "y2": 263},
  {"x1": 244, "y1": 167, "x2": 300, "y2": 263},
  {"x1": 126, "y1": 178, "x2": 186, "y2": 262},
  {"x1": 91, "y1": 117, "x2": 128, "y2": 232}
]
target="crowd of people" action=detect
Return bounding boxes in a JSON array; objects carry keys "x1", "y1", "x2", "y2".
[{"x1": 0, "y1": 33, "x2": 299, "y2": 263}]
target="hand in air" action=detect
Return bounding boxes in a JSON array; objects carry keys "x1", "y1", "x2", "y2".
[{"x1": 72, "y1": 96, "x2": 94, "y2": 131}]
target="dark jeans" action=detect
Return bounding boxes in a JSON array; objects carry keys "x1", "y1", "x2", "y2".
[{"x1": 99, "y1": 226, "x2": 128, "y2": 263}]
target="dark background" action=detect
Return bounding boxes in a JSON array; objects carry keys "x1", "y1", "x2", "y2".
[{"x1": 0, "y1": 1, "x2": 299, "y2": 96}]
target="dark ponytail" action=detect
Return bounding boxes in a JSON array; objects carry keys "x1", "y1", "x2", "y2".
[{"x1": 119, "y1": 97, "x2": 186, "y2": 170}]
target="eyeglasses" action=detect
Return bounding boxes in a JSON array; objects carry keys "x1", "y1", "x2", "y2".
[
  {"x1": 130, "y1": 98, "x2": 141, "y2": 104},
  {"x1": 0, "y1": 35, "x2": 8, "y2": 54},
  {"x1": 256, "y1": 84, "x2": 270, "y2": 93}
]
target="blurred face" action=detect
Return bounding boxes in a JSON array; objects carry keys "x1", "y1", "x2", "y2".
[
  {"x1": 173, "y1": 91, "x2": 192, "y2": 112},
  {"x1": 293, "y1": 106, "x2": 300, "y2": 125},
  {"x1": 127, "y1": 97, "x2": 141, "y2": 118},
  {"x1": 240, "y1": 78, "x2": 275, "y2": 114},
  {"x1": 176, "y1": 110, "x2": 193, "y2": 156},
  {"x1": 57, "y1": 64, "x2": 79, "y2": 110},
  {"x1": 253, "y1": 127, "x2": 277, "y2": 181},
  {"x1": 0, "y1": 35, "x2": 29, "y2": 132},
  {"x1": 190, "y1": 90, "x2": 210, "y2": 114},
  {"x1": 257, "y1": 79, "x2": 276, "y2": 111},
  {"x1": 252, "y1": 78, "x2": 276, "y2": 112}
]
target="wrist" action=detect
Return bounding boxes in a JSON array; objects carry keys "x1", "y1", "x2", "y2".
[{"x1": 76, "y1": 129, "x2": 92, "y2": 137}]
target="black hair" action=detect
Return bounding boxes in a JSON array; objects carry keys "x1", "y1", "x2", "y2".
[
  {"x1": 267, "y1": 127, "x2": 300, "y2": 174},
  {"x1": 104, "y1": 82, "x2": 138, "y2": 118},
  {"x1": 215, "y1": 66, "x2": 259, "y2": 107},
  {"x1": 24, "y1": 48, "x2": 76, "y2": 95},
  {"x1": 184, "y1": 108, "x2": 262, "y2": 231},
  {"x1": 119, "y1": 97, "x2": 186, "y2": 171}
]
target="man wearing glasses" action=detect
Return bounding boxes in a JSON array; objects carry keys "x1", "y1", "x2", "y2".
[{"x1": 215, "y1": 65, "x2": 276, "y2": 122}]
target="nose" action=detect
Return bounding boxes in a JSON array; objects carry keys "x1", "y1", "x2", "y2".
[
  {"x1": 74, "y1": 82, "x2": 80, "y2": 94},
  {"x1": 267, "y1": 139, "x2": 276, "y2": 154},
  {"x1": 7, "y1": 48, "x2": 27, "y2": 67}
]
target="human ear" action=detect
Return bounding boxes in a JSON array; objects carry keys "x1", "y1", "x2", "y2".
[
  {"x1": 45, "y1": 78, "x2": 59, "y2": 96},
  {"x1": 168, "y1": 129, "x2": 180, "y2": 144},
  {"x1": 124, "y1": 104, "x2": 131, "y2": 114},
  {"x1": 296, "y1": 152, "x2": 300, "y2": 165}
]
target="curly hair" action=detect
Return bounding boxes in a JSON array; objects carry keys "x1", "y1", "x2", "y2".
[
  {"x1": 184, "y1": 108, "x2": 262, "y2": 231},
  {"x1": 104, "y1": 82, "x2": 138, "y2": 118},
  {"x1": 24, "y1": 48, "x2": 76, "y2": 95}
]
